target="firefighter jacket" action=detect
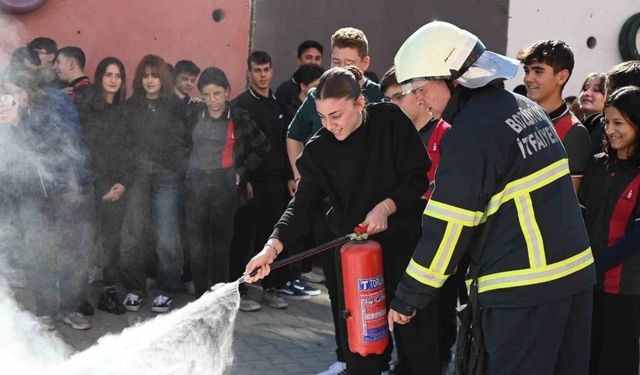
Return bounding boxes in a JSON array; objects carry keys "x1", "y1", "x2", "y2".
[{"x1": 391, "y1": 85, "x2": 596, "y2": 314}]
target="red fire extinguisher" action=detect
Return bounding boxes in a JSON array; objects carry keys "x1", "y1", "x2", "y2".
[{"x1": 341, "y1": 225, "x2": 389, "y2": 356}]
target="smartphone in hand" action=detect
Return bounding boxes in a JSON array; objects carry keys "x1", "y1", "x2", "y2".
[{"x1": 0, "y1": 94, "x2": 18, "y2": 126}]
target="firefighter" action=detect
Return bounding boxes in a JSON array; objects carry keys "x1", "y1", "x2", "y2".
[{"x1": 387, "y1": 21, "x2": 596, "y2": 375}]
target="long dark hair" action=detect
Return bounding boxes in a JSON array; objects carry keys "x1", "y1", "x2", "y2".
[
  {"x1": 88, "y1": 57, "x2": 127, "y2": 111},
  {"x1": 603, "y1": 85, "x2": 640, "y2": 159},
  {"x1": 132, "y1": 54, "x2": 174, "y2": 99}
]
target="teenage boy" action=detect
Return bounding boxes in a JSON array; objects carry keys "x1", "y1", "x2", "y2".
[
  {"x1": 285, "y1": 27, "x2": 384, "y2": 375},
  {"x1": 275, "y1": 40, "x2": 324, "y2": 110},
  {"x1": 231, "y1": 51, "x2": 304, "y2": 310},
  {"x1": 173, "y1": 60, "x2": 201, "y2": 106},
  {"x1": 54, "y1": 46, "x2": 92, "y2": 104},
  {"x1": 28, "y1": 37, "x2": 60, "y2": 85},
  {"x1": 517, "y1": 40, "x2": 591, "y2": 192}
]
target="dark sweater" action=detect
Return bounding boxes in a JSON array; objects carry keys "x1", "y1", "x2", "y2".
[
  {"x1": 79, "y1": 99, "x2": 134, "y2": 188},
  {"x1": 271, "y1": 102, "x2": 430, "y2": 256}
]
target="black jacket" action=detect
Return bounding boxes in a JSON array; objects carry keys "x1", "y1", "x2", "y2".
[
  {"x1": 583, "y1": 112, "x2": 605, "y2": 155},
  {"x1": 79, "y1": 96, "x2": 134, "y2": 188},
  {"x1": 579, "y1": 152, "x2": 640, "y2": 294},
  {"x1": 232, "y1": 88, "x2": 292, "y2": 182},
  {"x1": 125, "y1": 95, "x2": 190, "y2": 176},
  {"x1": 271, "y1": 102, "x2": 429, "y2": 258}
]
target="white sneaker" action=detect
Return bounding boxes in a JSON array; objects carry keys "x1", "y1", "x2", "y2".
[
  {"x1": 317, "y1": 361, "x2": 346, "y2": 375},
  {"x1": 63, "y1": 312, "x2": 91, "y2": 330},
  {"x1": 37, "y1": 315, "x2": 55, "y2": 331},
  {"x1": 239, "y1": 294, "x2": 261, "y2": 312},
  {"x1": 301, "y1": 270, "x2": 326, "y2": 283}
]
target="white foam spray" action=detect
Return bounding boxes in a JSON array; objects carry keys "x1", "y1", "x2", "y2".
[{"x1": 48, "y1": 282, "x2": 240, "y2": 375}]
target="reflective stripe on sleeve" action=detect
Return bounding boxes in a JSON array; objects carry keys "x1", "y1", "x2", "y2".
[
  {"x1": 468, "y1": 247, "x2": 593, "y2": 293},
  {"x1": 424, "y1": 200, "x2": 484, "y2": 227},
  {"x1": 429, "y1": 222, "x2": 463, "y2": 275},
  {"x1": 406, "y1": 258, "x2": 448, "y2": 288},
  {"x1": 514, "y1": 193, "x2": 547, "y2": 268}
]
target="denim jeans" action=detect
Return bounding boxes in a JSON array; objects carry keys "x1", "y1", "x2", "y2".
[{"x1": 120, "y1": 169, "x2": 183, "y2": 297}]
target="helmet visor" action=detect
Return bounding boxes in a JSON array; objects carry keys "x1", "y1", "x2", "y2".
[
  {"x1": 400, "y1": 78, "x2": 429, "y2": 95},
  {"x1": 457, "y1": 51, "x2": 519, "y2": 89}
]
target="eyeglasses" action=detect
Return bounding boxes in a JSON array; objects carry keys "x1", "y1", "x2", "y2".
[{"x1": 383, "y1": 92, "x2": 409, "y2": 103}]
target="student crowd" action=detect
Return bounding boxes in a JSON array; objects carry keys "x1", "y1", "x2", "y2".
[{"x1": 1, "y1": 22, "x2": 639, "y2": 375}]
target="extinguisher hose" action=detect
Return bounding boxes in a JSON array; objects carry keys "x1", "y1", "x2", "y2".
[{"x1": 237, "y1": 232, "x2": 358, "y2": 284}]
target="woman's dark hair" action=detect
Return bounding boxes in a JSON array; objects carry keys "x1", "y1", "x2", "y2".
[
  {"x1": 87, "y1": 57, "x2": 127, "y2": 111},
  {"x1": 315, "y1": 67, "x2": 361, "y2": 100},
  {"x1": 132, "y1": 54, "x2": 174, "y2": 98},
  {"x1": 603, "y1": 85, "x2": 640, "y2": 158},
  {"x1": 293, "y1": 64, "x2": 325, "y2": 87},
  {"x1": 197, "y1": 66, "x2": 230, "y2": 92}
]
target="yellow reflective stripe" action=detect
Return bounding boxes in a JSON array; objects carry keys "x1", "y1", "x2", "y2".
[
  {"x1": 424, "y1": 200, "x2": 484, "y2": 227},
  {"x1": 514, "y1": 193, "x2": 546, "y2": 268},
  {"x1": 486, "y1": 159, "x2": 569, "y2": 217},
  {"x1": 429, "y1": 222, "x2": 463, "y2": 274},
  {"x1": 469, "y1": 248, "x2": 593, "y2": 293},
  {"x1": 406, "y1": 259, "x2": 448, "y2": 288},
  {"x1": 424, "y1": 159, "x2": 569, "y2": 227}
]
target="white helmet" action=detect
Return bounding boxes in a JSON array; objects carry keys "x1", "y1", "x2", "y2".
[{"x1": 394, "y1": 21, "x2": 518, "y2": 92}]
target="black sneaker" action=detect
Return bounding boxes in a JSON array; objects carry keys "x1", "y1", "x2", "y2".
[
  {"x1": 97, "y1": 287, "x2": 126, "y2": 315},
  {"x1": 123, "y1": 293, "x2": 143, "y2": 312},
  {"x1": 292, "y1": 279, "x2": 321, "y2": 296},
  {"x1": 77, "y1": 299, "x2": 95, "y2": 316},
  {"x1": 277, "y1": 281, "x2": 311, "y2": 300},
  {"x1": 151, "y1": 294, "x2": 173, "y2": 313}
]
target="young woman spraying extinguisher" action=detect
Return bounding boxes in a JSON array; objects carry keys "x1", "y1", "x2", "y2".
[
  {"x1": 579, "y1": 86, "x2": 640, "y2": 375},
  {"x1": 244, "y1": 66, "x2": 440, "y2": 375}
]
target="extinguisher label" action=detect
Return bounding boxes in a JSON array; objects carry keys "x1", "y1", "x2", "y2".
[
  {"x1": 358, "y1": 275, "x2": 388, "y2": 343},
  {"x1": 358, "y1": 275, "x2": 385, "y2": 291}
]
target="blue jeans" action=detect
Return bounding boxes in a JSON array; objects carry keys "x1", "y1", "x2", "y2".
[{"x1": 120, "y1": 170, "x2": 183, "y2": 297}]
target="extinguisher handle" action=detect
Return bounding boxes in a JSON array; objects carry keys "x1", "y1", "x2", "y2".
[
  {"x1": 237, "y1": 233, "x2": 355, "y2": 284},
  {"x1": 354, "y1": 224, "x2": 368, "y2": 235}
]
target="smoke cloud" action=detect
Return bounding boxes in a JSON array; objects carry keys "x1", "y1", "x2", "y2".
[{"x1": 0, "y1": 11, "x2": 240, "y2": 375}]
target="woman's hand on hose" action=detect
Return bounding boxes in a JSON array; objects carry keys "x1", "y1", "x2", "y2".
[
  {"x1": 359, "y1": 199, "x2": 396, "y2": 235},
  {"x1": 243, "y1": 238, "x2": 283, "y2": 283}
]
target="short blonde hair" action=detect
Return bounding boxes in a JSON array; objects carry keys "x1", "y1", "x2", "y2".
[{"x1": 331, "y1": 27, "x2": 368, "y2": 59}]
